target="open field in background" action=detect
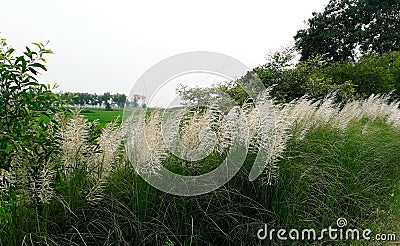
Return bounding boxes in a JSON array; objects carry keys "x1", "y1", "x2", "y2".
[
  {"x1": 77, "y1": 108, "x2": 161, "y2": 128},
  {"x1": 79, "y1": 109, "x2": 124, "y2": 127}
]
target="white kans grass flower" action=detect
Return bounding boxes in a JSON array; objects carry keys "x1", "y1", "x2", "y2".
[
  {"x1": 284, "y1": 97, "x2": 318, "y2": 140},
  {"x1": 163, "y1": 107, "x2": 216, "y2": 163},
  {"x1": 97, "y1": 120, "x2": 124, "y2": 169},
  {"x1": 125, "y1": 111, "x2": 166, "y2": 176},
  {"x1": 332, "y1": 100, "x2": 363, "y2": 131},
  {"x1": 247, "y1": 91, "x2": 279, "y2": 183},
  {"x1": 251, "y1": 91, "x2": 296, "y2": 184},
  {"x1": 3, "y1": 92, "x2": 399, "y2": 204},
  {"x1": 5, "y1": 90, "x2": 400, "y2": 205},
  {"x1": 387, "y1": 105, "x2": 400, "y2": 130},
  {"x1": 0, "y1": 169, "x2": 11, "y2": 195},
  {"x1": 180, "y1": 108, "x2": 218, "y2": 160},
  {"x1": 313, "y1": 96, "x2": 339, "y2": 126},
  {"x1": 86, "y1": 119, "x2": 123, "y2": 203},
  {"x1": 6, "y1": 147, "x2": 56, "y2": 204},
  {"x1": 56, "y1": 110, "x2": 123, "y2": 203},
  {"x1": 122, "y1": 91, "x2": 400, "y2": 186},
  {"x1": 216, "y1": 110, "x2": 235, "y2": 155},
  {"x1": 57, "y1": 110, "x2": 94, "y2": 178},
  {"x1": 361, "y1": 95, "x2": 400, "y2": 130},
  {"x1": 30, "y1": 161, "x2": 55, "y2": 204},
  {"x1": 180, "y1": 110, "x2": 208, "y2": 151},
  {"x1": 3, "y1": 113, "x2": 62, "y2": 204},
  {"x1": 361, "y1": 94, "x2": 390, "y2": 121}
]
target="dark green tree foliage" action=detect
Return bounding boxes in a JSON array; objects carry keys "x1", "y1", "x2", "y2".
[
  {"x1": 295, "y1": 0, "x2": 400, "y2": 62},
  {"x1": 0, "y1": 38, "x2": 64, "y2": 172},
  {"x1": 357, "y1": 0, "x2": 400, "y2": 55}
]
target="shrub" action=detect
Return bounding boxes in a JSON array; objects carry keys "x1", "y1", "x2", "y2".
[
  {"x1": 189, "y1": 49, "x2": 400, "y2": 105},
  {"x1": 321, "y1": 51, "x2": 400, "y2": 99},
  {"x1": 0, "y1": 38, "x2": 65, "y2": 204}
]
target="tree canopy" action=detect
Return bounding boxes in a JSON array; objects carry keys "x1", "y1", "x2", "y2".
[{"x1": 295, "y1": 0, "x2": 400, "y2": 62}]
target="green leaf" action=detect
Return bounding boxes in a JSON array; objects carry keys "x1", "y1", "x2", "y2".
[
  {"x1": 6, "y1": 48, "x2": 14, "y2": 55},
  {"x1": 29, "y1": 67, "x2": 38, "y2": 75},
  {"x1": 5, "y1": 143, "x2": 14, "y2": 153},
  {"x1": 32, "y1": 42, "x2": 43, "y2": 49},
  {"x1": 31, "y1": 63, "x2": 47, "y2": 71},
  {"x1": 38, "y1": 115, "x2": 51, "y2": 125},
  {"x1": 42, "y1": 49, "x2": 54, "y2": 54},
  {"x1": 24, "y1": 105, "x2": 31, "y2": 116}
]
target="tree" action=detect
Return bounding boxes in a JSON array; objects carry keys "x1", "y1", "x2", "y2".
[
  {"x1": 0, "y1": 38, "x2": 65, "y2": 197},
  {"x1": 295, "y1": 0, "x2": 400, "y2": 62},
  {"x1": 126, "y1": 94, "x2": 145, "y2": 108},
  {"x1": 112, "y1": 93, "x2": 127, "y2": 108}
]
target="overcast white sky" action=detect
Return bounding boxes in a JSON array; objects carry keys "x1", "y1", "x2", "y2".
[{"x1": 1, "y1": 0, "x2": 328, "y2": 95}]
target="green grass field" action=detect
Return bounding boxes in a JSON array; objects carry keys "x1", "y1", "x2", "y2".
[{"x1": 79, "y1": 108, "x2": 124, "y2": 127}]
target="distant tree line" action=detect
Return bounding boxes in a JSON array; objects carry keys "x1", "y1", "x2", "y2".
[{"x1": 58, "y1": 92, "x2": 146, "y2": 110}]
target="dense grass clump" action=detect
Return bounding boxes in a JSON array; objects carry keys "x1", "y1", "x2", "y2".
[
  {"x1": 1, "y1": 117, "x2": 399, "y2": 245},
  {"x1": 1, "y1": 93, "x2": 400, "y2": 245}
]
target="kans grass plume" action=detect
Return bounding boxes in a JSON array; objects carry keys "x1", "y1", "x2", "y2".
[
  {"x1": 2, "y1": 92, "x2": 399, "y2": 205},
  {"x1": 123, "y1": 91, "x2": 400, "y2": 186}
]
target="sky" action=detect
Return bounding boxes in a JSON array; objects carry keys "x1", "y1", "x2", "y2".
[{"x1": 1, "y1": 0, "x2": 328, "y2": 98}]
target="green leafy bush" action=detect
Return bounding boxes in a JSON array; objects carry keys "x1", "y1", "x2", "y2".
[
  {"x1": 235, "y1": 49, "x2": 400, "y2": 104},
  {"x1": 320, "y1": 51, "x2": 400, "y2": 99},
  {"x1": 0, "y1": 38, "x2": 65, "y2": 203},
  {"x1": 252, "y1": 49, "x2": 358, "y2": 103}
]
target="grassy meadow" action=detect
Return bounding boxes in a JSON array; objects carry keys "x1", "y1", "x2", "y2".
[
  {"x1": 2, "y1": 96, "x2": 400, "y2": 245},
  {"x1": 79, "y1": 109, "x2": 124, "y2": 127}
]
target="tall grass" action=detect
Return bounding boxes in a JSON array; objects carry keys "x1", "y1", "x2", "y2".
[{"x1": 1, "y1": 94, "x2": 400, "y2": 245}]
